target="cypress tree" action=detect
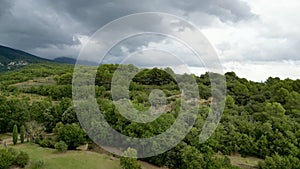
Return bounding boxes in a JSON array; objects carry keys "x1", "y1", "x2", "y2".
[
  {"x1": 20, "y1": 125, "x2": 25, "y2": 143},
  {"x1": 13, "y1": 124, "x2": 18, "y2": 145}
]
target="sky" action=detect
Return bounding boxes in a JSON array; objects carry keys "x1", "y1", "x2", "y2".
[{"x1": 0, "y1": 0, "x2": 299, "y2": 82}]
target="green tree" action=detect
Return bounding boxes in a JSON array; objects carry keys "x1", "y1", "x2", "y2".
[
  {"x1": 56, "y1": 123, "x2": 86, "y2": 150},
  {"x1": 120, "y1": 148, "x2": 141, "y2": 169},
  {"x1": 258, "y1": 154, "x2": 300, "y2": 169},
  {"x1": 13, "y1": 124, "x2": 18, "y2": 145},
  {"x1": 20, "y1": 125, "x2": 25, "y2": 143}
]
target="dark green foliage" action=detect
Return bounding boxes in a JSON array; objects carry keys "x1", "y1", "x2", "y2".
[
  {"x1": 56, "y1": 72, "x2": 73, "y2": 85},
  {"x1": 132, "y1": 68, "x2": 176, "y2": 86},
  {"x1": 120, "y1": 148, "x2": 141, "y2": 169},
  {"x1": 56, "y1": 123, "x2": 86, "y2": 150},
  {"x1": 258, "y1": 154, "x2": 300, "y2": 169},
  {"x1": 38, "y1": 138, "x2": 55, "y2": 148},
  {"x1": 55, "y1": 141, "x2": 68, "y2": 152},
  {"x1": 0, "y1": 148, "x2": 29, "y2": 169},
  {"x1": 20, "y1": 125, "x2": 25, "y2": 143},
  {"x1": 15, "y1": 151, "x2": 30, "y2": 167},
  {"x1": 1, "y1": 63, "x2": 300, "y2": 168},
  {"x1": 13, "y1": 124, "x2": 18, "y2": 145},
  {"x1": 0, "y1": 148, "x2": 15, "y2": 169},
  {"x1": 0, "y1": 98, "x2": 29, "y2": 133}
]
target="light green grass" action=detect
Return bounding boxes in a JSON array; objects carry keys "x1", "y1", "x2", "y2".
[
  {"x1": 12, "y1": 143, "x2": 161, "y2": 169},
  {"x1": 13, "y1": 143, "x2": 120, "y2": 169}
]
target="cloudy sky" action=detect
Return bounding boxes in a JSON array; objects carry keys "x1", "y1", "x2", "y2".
[{"x1": 0, "y1": 0, "x2": 299, "y2": 81}]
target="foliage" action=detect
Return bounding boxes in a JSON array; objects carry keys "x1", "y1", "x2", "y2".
[
  {"x1": 38, "y1": 138, "x2": 55, "y2": 148},
  {"x1": 1, "y1": 64, "x2": 300, "y2": 168},
  {"x1": 0, "y1": 148, "x2": 29, "y2": 169},
  {"x1": 29, "y1": 160, "x2": 45, "y2": 169},
  {"x1": 20, "y1": 125, "x2": 25, "y2": 143},
  {"x1": 258, "y1": 154, "x2": 300, "y2": 169},
  {"x1": 15, "y1": 151, "x2": 30, "y2": 167},
  {"x1": 13, "y1": 124, "x2": 18, "y2": 145},
  {"x1": 0, "y1": 148, "x2": 15, "y2": 169},
  {"x1": 120, "y1": 148, "x2": 141, "y2": 169},
  {"x1": 56, "y1": 123, "x2": 86, "y2": 150},
  {"x1": 55, "y1": 141, "x2": 68, "y2": 152}
]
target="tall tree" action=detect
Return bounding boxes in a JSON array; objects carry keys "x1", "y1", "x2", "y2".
[
  {"x1": 13, "y1": 124, "x2": 18, "y2": 145},
  {"x1": 20, "y1": 125, "x2": 25, "y2": 143}
]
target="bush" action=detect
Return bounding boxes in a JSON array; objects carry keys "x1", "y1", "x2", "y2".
[
  {"x1": 30, "y1": 160, "x2": 45, "y2": 169},
  {"x1": 0, "y1": 149, "x2": 14, "y2": 169},
  {"x1": 120, "y1": 148, "x2": 141, "y2": 169},
  {"x1": 55, "y1": 141, "x2": 68, "y2": 152},
  {"x1": 38, "y1": 138, "x2": 54, "y2": 148},
  {"x1": 15, "y1": 151, "x2": 29, "y2": 167},
  {"x1": 56, "y1": 123, "x2": 86, "y2": 150},
  {"x1": 0, "y1": 148, "x2": 29, "y2": 169}
]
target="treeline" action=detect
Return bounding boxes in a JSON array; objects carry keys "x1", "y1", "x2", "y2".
[{"x1": 0, "y1": 64, "x2": 299, "y2": 168}]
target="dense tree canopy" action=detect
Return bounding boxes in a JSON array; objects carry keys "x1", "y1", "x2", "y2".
[{"x1": 0, "y1": 64, "x2": 299, "y2": 168}]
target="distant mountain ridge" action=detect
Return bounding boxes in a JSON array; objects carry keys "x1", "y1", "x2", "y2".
[
  {"x1": 53, "y1": 57, "x2": 76, "y2": 64},
  {"x1": 53, "y1": 56, "x2": 98, "y2": 66},
  {"x1": 0, "y1": 45, "x2": 52, "y2": 71}
]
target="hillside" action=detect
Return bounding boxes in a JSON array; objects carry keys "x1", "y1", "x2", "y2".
[
  {"x1": 0, "y1": 45, "x2": 52, "y2": 71},
  {"x1": 0, "y1": 63, "x2": 300, "y2": 169}
]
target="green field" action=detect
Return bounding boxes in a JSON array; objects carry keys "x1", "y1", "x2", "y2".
[
  {"x1": 12, "y1": 143, "x2": 119, "y2": 169},
  {"x1": 11, "y1": 143, "x2": 160, "y2": 169}
]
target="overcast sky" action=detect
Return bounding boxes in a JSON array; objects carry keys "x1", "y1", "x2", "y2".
[{"x1": 0, "y1": 0, "x2": 299, "y2": 81}]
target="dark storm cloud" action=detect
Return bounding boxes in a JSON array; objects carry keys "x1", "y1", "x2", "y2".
[
  {"x1": 0, "y1": 0, "x2": 254, "y2": 58},
  {"x1": 0, "y1": 0, "x2": 12, "y2": 18},
  {"x1": 0, "y1": 0, "x2": 82, "y2": 53},
  {"x1": 45, "y1": 0, "x2": 254, "y2": 31}
]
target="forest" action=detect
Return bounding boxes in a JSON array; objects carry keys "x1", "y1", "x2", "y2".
[{"x1": 0, "y1": 63, "x2": 300, "y2": 169}]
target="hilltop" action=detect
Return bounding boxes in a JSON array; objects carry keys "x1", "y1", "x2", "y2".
[{"x1": 0, "y1": 45, "x2": 52, "y2": 71}]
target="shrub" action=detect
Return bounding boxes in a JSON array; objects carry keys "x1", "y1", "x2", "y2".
[
  {"x1": 0, "y1": 149, "x2": 14, "y2": 169},
  {"x1": 30, "y1": 160, "x2": 45, "y2": 169},
  {"x1": 56, "y1": 123, "x2": 86, "y2": 150},
  {"x1": 120, "y1": 148, "x2": 141, "y2": 169},
  {"x1": 0, "y1": 148, "x2": 29, "y2": 169},
  {"x1": 15, "y1": 151, "x2": 29, "y2": 167},
  {"x1": 55, "y1": 141, "x2": 68, "y2": 152},
  {"x1": 38, "y1": 138, "x2": 54, "y2": 148}
]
